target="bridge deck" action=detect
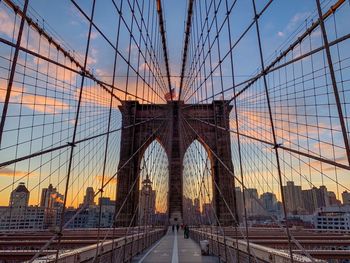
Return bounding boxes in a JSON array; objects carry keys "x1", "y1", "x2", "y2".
[{"x1": 132, "y1": 227, "x2": 219, "y2": 263}]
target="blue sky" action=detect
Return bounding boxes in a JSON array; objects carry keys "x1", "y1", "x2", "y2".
[{"x1": 25, "y1": 0, "x2": 318, "y2": 86}]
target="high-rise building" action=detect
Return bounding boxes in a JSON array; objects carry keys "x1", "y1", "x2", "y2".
[
  {"x1": 244, "y1": 188, "x2": 262, "y2": 216},
  {"x1": 282, "y1": 181, "x2": 303, "y2": 214},
  {"x1": 317, "y1": 186, "x2": 330, "y2": 207},
  {"x1": 342, "y1": 191, "x2": 350, "y2": 205},
  {"x1": 83, "y1": 187, "x2": 95, "y2": 206},
  {"x1": 9, "y1": 182, "x2": 30, "y2": 208},
  {"x1": 302, "y1": 188, "x2": 317, "y2": 214},
  {"x1": 260, "y1": 192, "x2": 278, "y2": 214},
  {"x1": 40, "y1": 184, "x2": 64, "y2": 228},
  {"x1": 139, "y1": 178, "x2": 156, "y2": 225},
  {"x1": 327, "y1": 191, "x2": 341, "y2": 206},
  {"x1": 302, "y1": 186, "x2": 334, "y2": 214},
  {"x1": 40, "y1": 184, "x2": 64, "y2": 209}
]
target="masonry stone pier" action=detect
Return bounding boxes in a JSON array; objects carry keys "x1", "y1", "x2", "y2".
[{"x1": 115, "y1": 100, "x2": 236, "y2": 226}]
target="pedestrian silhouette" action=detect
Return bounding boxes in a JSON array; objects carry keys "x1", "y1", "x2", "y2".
[{"x1": 184, "y1": 225, "x2": 189, "y2": 239}]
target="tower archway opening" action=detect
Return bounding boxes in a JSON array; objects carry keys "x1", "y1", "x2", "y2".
[
  {"x1": 183, "y1": 140, "x2": 214, "y2": 225},
  {"x1": 138, "y1": 140, "x2": 169, "y2": 226}
]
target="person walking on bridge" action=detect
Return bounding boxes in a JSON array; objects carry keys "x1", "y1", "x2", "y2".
[{"x1": 184, "y1": 225, "x2": 189, "y2": 239}]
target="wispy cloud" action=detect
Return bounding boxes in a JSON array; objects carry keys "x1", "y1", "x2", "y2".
[
  {"x1": 19, "y1": 94, "x2": 70, "y2": 114},
  {"x1": 0, "y1": 80, "x2": 22, "y2": 98},
  {"x1": 89, "y1": 31, "x2": 99, "y2": 40},
  {"x1": 0, "y1": 167, "x2": 29, "y2": 177},
  {"x1": 0, "y1": 8, "x2": 17, "y2": 38},
  {"x1": 0, "y1": 80, "x2": 71, "y2": 114},
  {"x1": 277, "y1": 12, "x2": 310, "y2": 38}
]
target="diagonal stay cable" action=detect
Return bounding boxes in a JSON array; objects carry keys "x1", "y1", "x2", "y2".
[
  {"x1": 182, "y1": 0, "x2": 347, "y2": 105},
  {"x1": 224, "y1": 0, "x2": 346, "y2": 105},
  {"x1": 156, "y1": 0, "x2": 172, "y2": 99},
  {"x1": 181, "y1": 115, "x2": 316, "y2": 262},
  {"x1": 92, "y1": 118, "x2": 172, "y2": 260},
  {"x1": 0, "y1": 114, "x2": 167, "y2": 169},
  {"x1": 184, "y1": 114, "x2": 350, "y2": 173},
  {"x1": 93, "y1": 122, "x2": 170, "y2": 261},
  {"x1": 180, "y1": 119, "x2": 246, "y2": 262},
  {"x1": 178, "y1": 0, "x2": 195, "y2": 101},
  {"x1": 27, "y1": 116, "x2": 170, "y2": 262}
]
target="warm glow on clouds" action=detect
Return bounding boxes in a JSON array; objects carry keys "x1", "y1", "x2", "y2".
[
  {"x1": 19, "y1": 94, "x2": 70, "y2": 114},
  {"x1": 0, "y1": 8, "x2": 17, "y2": 39},
  {"x1": 0, "y1": 81, "x2": 23, "y2": 100},
  {"x1": 0, "y1": 167, "x2": 28, "y2": 178}
]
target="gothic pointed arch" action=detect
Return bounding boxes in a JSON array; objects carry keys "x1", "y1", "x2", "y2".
[{"x1": 116, "y1": 100, "x2": 236, "y2": 226}]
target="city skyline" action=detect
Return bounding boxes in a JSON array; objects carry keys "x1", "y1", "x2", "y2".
[{"x1": 4, "y1": 179, "x2": 350, "y2": 215}]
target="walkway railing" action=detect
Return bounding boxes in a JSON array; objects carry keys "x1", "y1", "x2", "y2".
[
  {"x1": 32, "y1": 227, "x2": 166, "y2": 263},
  {"x1": 190, "y1": 228, "x2": 324, "y2": 263}
]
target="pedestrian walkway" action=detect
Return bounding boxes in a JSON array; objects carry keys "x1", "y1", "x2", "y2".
[{"x1": 132, "y1": 227, "x2": 219, "y2": 263}]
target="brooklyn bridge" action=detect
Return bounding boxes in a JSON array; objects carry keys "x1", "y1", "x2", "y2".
[{"x1": 0, "y1": 0, "x2": 350, "y2": 262}]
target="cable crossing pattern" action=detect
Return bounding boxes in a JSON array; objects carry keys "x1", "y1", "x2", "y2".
[{"x1": 0, "y1": 0, "x2": 349, "y2": 262}]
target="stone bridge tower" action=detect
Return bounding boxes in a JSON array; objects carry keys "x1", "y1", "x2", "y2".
[{"x1": 115, "y1": 100, "x2": 236, "y2": 226}]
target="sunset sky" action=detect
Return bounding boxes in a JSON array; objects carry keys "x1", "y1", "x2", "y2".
[{"x1": 0, "y1": 0, "x2": 349, "y2": 214}]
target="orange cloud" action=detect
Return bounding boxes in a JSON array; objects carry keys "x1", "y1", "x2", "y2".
[
  {"x1": 1, "y1": 79, "x2": 71, "y2": 114},
  {"x1": 19, "y1": 94, "x2": 70, "y2": 114},
  {"x1": 0, "y1": 168, "x2": 28, "y2": 177},
  {"x1": 0, "y1": 80, "x2": 23, "y2": 99},
  {"x1": 32, "y1": 57, "x2": 79, "y2": 84}
]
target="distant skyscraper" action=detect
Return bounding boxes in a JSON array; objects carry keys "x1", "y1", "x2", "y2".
[
  {"x1": 327, "y1": 191, "x2": 341, "y2": 206},
  {"x1": 9, "y1": 182, "x2": 29, "y2": 208},
  {"x1": 244, "y1": 188, "x2": 261, "y2": 216},
  {"x1": 260, "y1": 192, "x2": 278, "y2": 214},
  {"x1": 317, "y1": 186, "x2": 330, "y2": 207},
  {"x1": 302, "y1": 188, "x2": 317, "y2": 214},
  {"x1": 83, "y1": 187, "x2": 95, "y2": 206},
  {"x1": 342, "y1": 191, "x2": 350, "y2": 205},
  {"x1": 302, "y1": 186, "x2": 338, "y2": 214},
  {"x1": 283, "y1": 181, "x2": 303, "y2": 214},
  {"x1": 139, "y1": 178, "x2": 156, "y2": 225},
  {"x1": 40, "y1": 184, "x2": 64, "y2": 209}
]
